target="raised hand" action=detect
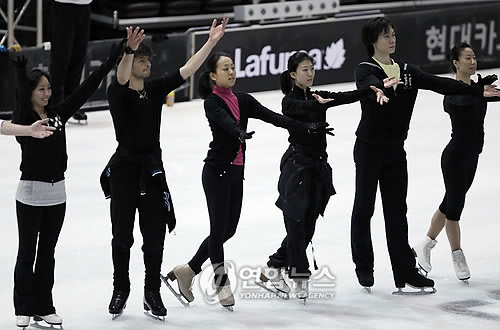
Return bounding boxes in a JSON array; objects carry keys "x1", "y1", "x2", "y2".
[
  {"x1": 312, "y1": 93, "x2": 334, "y2": 104},
  {"x1": 383, "y1": 76, "x2": 401, "y2": 89},
  {"x1": 370, "y1": 85, "x2": 389, "y2": 105},
  {"x1": 238, "y1": 129, "x2": 255, "y2": 144},
  {"x1": 483, "y1": 85, "x2": 500, "y2": 97},
  {"x1": 208, "y1": 18, "x2": 229, "y2": 44},
  {"x1": 30, "y1": 118, "x2": 56, "y2": 139},
  {"x1": 14, "y1": 55, "x2": 28, "y2": 71},
  {"x1": 126, "y1": 26, "x2": 145, "y2": 51}
]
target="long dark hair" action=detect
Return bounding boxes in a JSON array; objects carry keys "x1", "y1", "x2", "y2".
[
  {"x1": 361, "y1": 17, "x2": 395, "y2": 57},
  {"x1": 13, "y1": 68, "x2": 51, "y2": 126},
  {"x1": 198, "y1": 52, "x2": 231, "y2": 99},
  {"x1": 449, "y1": 42, "x2": 473, "y2": 73},
  {"x1": 280, "y1": 51, "x2": 315, "y2": 95}
]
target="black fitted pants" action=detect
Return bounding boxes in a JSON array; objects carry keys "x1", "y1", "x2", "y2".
[
  {"x1": 350, "y1": 139, "x2": 416, "y2": 280},
  {"x1": 439, "y1": 147, "x2": 479, "y2": 221},
  {"x1": 49, "y1": 1, "x2": 90, "y2": 105},
  {"x1": 267, "y1": 211, "x2": 318, "y2": 280},
  {"x1": 14, "y1": 201, "x2": 66, "y2": 316},
  {"x1": 188, "y1": 164, "x2": 244, "y2": 286},
  {"x1": 109, "y1": 164, "x2": 167, "y2": 293}
]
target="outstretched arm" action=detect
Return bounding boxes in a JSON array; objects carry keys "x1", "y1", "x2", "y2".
[
  {"x1": 1, "y1": 119, "x2": 55, "y2": 138},
  {"x1": 179, "y1": 18, "x2": 228, "y2": 80}
]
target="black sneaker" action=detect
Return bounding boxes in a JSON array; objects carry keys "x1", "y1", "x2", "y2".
[
  {"x1": 108, "y1": 290, "x2": 129, "y2": 315},
  {"x1": 72, "y1": 110, "x2": 87, "y2": 121},
  {"x1": 144, "y1": 290, "x2": 167, "y2": 317},
  {"x1": 356, "y1": 270, "x2": 374, "y2": 287},
  {"x1": 395, "y1": 271, "x2": 434, "y2": 288}
]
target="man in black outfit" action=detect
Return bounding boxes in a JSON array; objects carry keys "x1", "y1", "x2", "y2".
[
  {"x1": 351, "y1": 17, "x2": 495, "y2": 292},
  {"x1": 50, "y1": 0, "x2": 92, "y2": 122},
  {"x1": 101, "y1": 20, "x2": 227, "y2": 318}
]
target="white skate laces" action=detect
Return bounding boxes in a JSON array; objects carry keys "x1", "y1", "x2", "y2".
[
  {"x1": 452, "y1": 249, "x2": 470, "y2": 280},
  {"x1": 415, "y1": 236, "x2": 437, "y2": 273}
]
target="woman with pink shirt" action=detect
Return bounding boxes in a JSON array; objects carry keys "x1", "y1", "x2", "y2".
[{"x1": 165, "y1": 52, "x2": 330, "y2": 310}]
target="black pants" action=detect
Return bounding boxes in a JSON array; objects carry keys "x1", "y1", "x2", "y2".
[
  {"x1": 188, "y1": 164, "x2": 243, "y2": 286},
  {"x1": 49, "y1": 1, "x2": 90, "y2": 105},
  {"x1": 439, "y1": 147, "x2": 479, "y2": 221},
  {"x1": 350, "y1": 139, "x2": 415, "y2": 280},
  {"x1": 109, "y1": 164, "x2": 167, "y2": 292},
  {"x1": 267, "y1": 211, "x2": 318, "y2": 279},
  {"x1": 14, "y1": 201, "x2": 66, "y2": 316}
]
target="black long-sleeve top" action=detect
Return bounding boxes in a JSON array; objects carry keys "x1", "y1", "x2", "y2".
[
  {"x1": 203, "y1": 91, "x2": 309, "y2": 168},
  {"x1": 14, "y1": 59, "x2": 115, "y2": 182},
  {"x1": 444, "y1": 81, "x2": 500, "y2": 155},
  {"x1": 282, "y1": 86, "x2": 371, "y2": 159},
  {"x1": 354, "y1": 57, "x2": 484, "y2": 145},
  {"x1": 107, "y1": 70, "x2": 184, "y2": 153}
]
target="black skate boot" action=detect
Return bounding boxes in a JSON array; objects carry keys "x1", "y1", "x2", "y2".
[
  {"x1": 109, "y1": 290, "x2": 129, "y2": 319},
  {"x1": 356, "y1": 270, "x2": 374, "y2": 293},
  {"x1": 393, "y1": 271, "x2": 436, "y2": 295},
  {"x1": 144, "y1": 290, "x2": 167, "y2": 320},
  {"x1": 71, "y1": 110, "x2": 88, "y2": 124}
]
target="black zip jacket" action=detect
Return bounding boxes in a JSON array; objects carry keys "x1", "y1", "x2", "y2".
[
  {"x1": 203, "y1": 91, "x2": 313, "y2": 169},
  {"x1": 13, "y1": 57, "x2": 116, "y2": 182},
  {"x1": 283, "y1": 86, "x2": 372, "y2": 159},
  {"x1": 354, "y1": 57, "x2": 484, "y2": 145}
]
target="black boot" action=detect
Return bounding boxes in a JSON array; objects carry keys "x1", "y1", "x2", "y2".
[
  {"x1": 108, "y1": 290, "x2": 129, "y2": 315},
  {"x1": 395, "y1": 271, "x2": 434, "y2": 288},
  {"x1": 72, "y1": 110, "x2": 87, "y2": 121},
  {"x1": 144, "y1": 290, "x2": 167, "y2": 317},
  {"x1": 356, "y1": 270, "x2": 374, "y2": 287}
]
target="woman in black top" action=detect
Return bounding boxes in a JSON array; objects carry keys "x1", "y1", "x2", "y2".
[
  {"x1": 260, "y1": 51, "x2": 389, "y2": 300},
  {"x1": 166, "y1": 52, "x2": 329, "y2": 310},
  {"x1": 11, "y1": 41, "x2": 124, "y2": 328},
  {"x1": 414, "y1": 42, "x2": 499, "y2": 282}
]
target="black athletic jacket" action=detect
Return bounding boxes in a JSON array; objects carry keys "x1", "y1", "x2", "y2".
[
  {"x1": 354, "y1": 57, "x2": 484, "y2": 145},
  {"x1": 202, "y1": 91, "x2": 310, "y2": 170}
]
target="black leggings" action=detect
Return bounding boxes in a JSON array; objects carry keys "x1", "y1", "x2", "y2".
[
  {"x1": 188, "y1": 164, "x2": 243, "y2": 285},
  {"x1": 14, "y1": 201, "x2": 66, "y2": 316},
  {"x1": 439, "y1": 148, "x2": 479, "y2": 221}
]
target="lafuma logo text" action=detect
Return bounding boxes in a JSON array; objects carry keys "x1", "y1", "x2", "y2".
[{"x1": 234, "y1": 39, "x2": 346, "y2": 78}]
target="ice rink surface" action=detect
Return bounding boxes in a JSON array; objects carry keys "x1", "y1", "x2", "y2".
[{"x1": 1, "y1": 69, "x2": 499, "y2": 330}]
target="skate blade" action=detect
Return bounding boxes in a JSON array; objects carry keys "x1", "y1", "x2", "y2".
[
  {"x1": 144, "y1": 311, "x2": 166, "y2": 321},
  {"x1": 160, "y1": 274, "x2": 190, "y2": 307},
  {"x1": 460, "y1": 279, "x2": 470, "y2": 286},
  {"x1": 255, "y1": 281, "x2": 291, "y2": 300},
  {"x1": 111, "y1": 312, "x2": 123, "y2": 320},
  {"x1": 31, "y1": 321, "x2": 64, "y2": 329},
  {"x1": 392, "y1": 286, "x2": 437, "y2": 295}
]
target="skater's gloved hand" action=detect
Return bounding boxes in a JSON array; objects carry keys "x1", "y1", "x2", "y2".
[
  {"x1": 14, "y1": 55, "x2": 27, "y2": 72},
  {"x1": 237, "y1": 129, "x2": 255, "y2": 144},
  {"x1": 477, "y1": 73, "x2": 498, "y2": 86},
  {"x1": 107, "y1": 38, "x2": 128, "y2": 65},
  {"x1": 300, "y1": 122, "x2": 335, "y2": 136}
]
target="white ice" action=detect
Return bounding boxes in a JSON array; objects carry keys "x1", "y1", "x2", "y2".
[{"x1": 1, "y1": 69, "x2": 499, "y2": 330}]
